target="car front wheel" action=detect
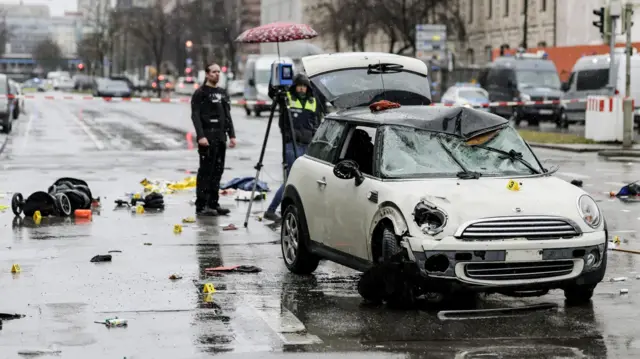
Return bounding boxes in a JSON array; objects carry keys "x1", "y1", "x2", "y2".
[
  {"x1": 281, "y1": 203, "x2": 319, "y2": 274},
  {"x1": 564, "y1": 284, "x2": 595, "y2": 306}
]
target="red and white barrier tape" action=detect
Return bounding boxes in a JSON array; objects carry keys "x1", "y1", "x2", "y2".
[{"x1": 2, "y1": 94, "x2": 589, "y2": 109}]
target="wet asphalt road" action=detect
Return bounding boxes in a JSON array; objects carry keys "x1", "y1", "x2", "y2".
[{"x1": 1, "y1": 93, "x2": 640, "y2": 358}]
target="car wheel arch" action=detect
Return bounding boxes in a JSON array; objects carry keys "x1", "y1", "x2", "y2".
[
  {"x1": 368, "y1": 202, "x2": 409, "y2": 262},
  {"x1": 282, "y1": 184, "x2": 313, "y2": 241}
]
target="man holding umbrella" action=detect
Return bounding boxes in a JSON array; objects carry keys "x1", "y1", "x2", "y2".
[{"x1": 263, "y1": 73, "x2": 322, "y2": 222}]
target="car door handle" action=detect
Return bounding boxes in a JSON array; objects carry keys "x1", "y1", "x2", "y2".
[{"x1": 316, "y1": 179, "x2": 326, "y2": 186}]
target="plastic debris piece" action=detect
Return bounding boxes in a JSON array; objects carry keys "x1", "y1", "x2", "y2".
[
  {"x1": 0, "y1": 205, "x2": 8, "y2": 211},
  {"x1": 369, "y1": 100, "x2": 401, "y2": 112},
  {"x1": 205, "y1": 265, "x2": 261, "y2": 273},
  {"x1": 90, "y1": 255, "x2": 112, "y2": 263},
  {"x1": 144, "y1": 242, "x2": 152, "y2": 246},
  {"x1": 107, "y1": 250, "x2": 122, "y2": 253},
  {"x1": 182, "y1": 217, "x2": 195, "y2": 223},
  {"x1": 570, "y1": 179, "x2": 583, "y2": 187},
  {"x1": 17, "y1": 348, "x2": 62, "y2": 355},
  {"x1": 135, "y1": 204, "x2": 145, "y2": 214},
  {"x1": 611, "y1": 277, "x2": 627, "y2": 282},
  {"x1": 169, "y1": 274, "x2": 183, "y2": 280},
  {"x1": 105, "y1": 317, "x2": 128, "y2": 327},
  {"x1": 221, "y1": 223, "x2": 238, "y2": 231},
  {"x1": 10, "y1": 264, "x2": 20, "y2": 273},
  {"x1": 621, "y1": 288, "x2": 629, "y2": 294}
]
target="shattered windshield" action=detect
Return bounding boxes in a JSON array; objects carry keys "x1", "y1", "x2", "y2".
[
  {"x1": 311, "y1": 68, "x2": 431, "y2": 108},
  {"x1": 380, "y1": 125, "x2": 542, "y2": 178}
]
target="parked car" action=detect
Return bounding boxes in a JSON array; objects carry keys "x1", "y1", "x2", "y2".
[
  {"x1": 441, "y1": 82, "x2": 490, "y2": 111},
  {"x1": 279, "y1": 52, "x2": 607, "y2": 308},
  {"x1": 478, "y1": 50, "x2": 563, "y2": 127},
  {"x1": 227, "y1": 79, "x2": 244, "y2": 98},
  {"x1": 9, "y1": 79, "x2": 24, "y2": 118},
  {"x1": 73, "y1": 74, "x2": 94, "y2": 91},
  {"x1": 174, "y1": 76, "x2": 198, "y2": 96},
  {"x1": 109, "y1": 75, "x2": 136, "y2": 93},
  {"x1": 0, "y1": 73, "x2": 18, "y2": 133},
  {"x1": 53, "y1": 77, "x2": 75, "y2": 91},
  {"x1": 92, "y1": 78, "x2": 132, "y2": 97}
]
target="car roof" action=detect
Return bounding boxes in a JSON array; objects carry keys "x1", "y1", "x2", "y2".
[
  {"x1": 301, "y1": 52, "x2": 428, "y2": 77},
  {"x1": 491, "y1": 56, "x2": 557, "y2": 71},
  {"x1": 326, "y1": 105, "x2": 508, "y2": 140}
]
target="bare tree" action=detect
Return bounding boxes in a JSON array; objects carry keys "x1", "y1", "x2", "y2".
[
  {"x1": 127, "y1": 0, "x2": 173, "y2": 95},
  {"x1": 33, "y1": 38, "x2": 64, "y2": 73},
  {"x1": 77, "y1": 0, "x2": 113, "y2": 76},
  {"x1": 0, "y1": 10, "x2": 9, "y2": 58},
  {"x1": 307, "y1": 1, "x2": 343, "y2": 52}
]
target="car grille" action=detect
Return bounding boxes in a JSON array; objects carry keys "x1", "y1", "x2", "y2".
[
  {"x1": 531, "y1": 96, "x2": 560, "y2": 102},
  {"x1": 457, "y1": 216, "x2": 580, "y2": 240},
  {"x1": 464, "y1": 260, "x2": 575, "y2": 281}
]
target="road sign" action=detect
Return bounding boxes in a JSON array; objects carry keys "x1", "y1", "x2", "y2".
[
  {"x1": 415, "y1": 24, "x2": 447, "y2": 63},
  {"x1": 186, "y1": 58, "x2": 192, "y2": 66}
]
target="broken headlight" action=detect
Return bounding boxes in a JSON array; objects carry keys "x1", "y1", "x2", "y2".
[{"x1": 413, "y1": 200, "x2": 447, "y2": 235}]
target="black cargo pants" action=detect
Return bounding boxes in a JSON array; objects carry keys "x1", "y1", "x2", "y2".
[{"x1": 195, "y1": 129, "x2": 226, "y2": 210}]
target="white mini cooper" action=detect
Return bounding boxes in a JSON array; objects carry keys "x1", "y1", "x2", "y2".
[{"x1": 280, "y1": 52, "x2": 607, "y2": 306}]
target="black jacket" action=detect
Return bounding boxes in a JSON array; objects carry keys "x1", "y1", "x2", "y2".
[
  {"x1": 268, "y1": 83, "x2": 323, "y2": 145},
  {"x1": 190, "y1": 85, "x2": 235, "y2": 141}
]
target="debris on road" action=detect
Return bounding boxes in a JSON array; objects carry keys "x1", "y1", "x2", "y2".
[
  {"x1": 0, "y1": 204, "x2": 8, "y2": 211},
  {"x1": 221, "y1": 223, "x2": 238, "y2": 231},
  {"x1": 95, "y1": 317, "x2": 128, "y2": 327},
  {"x1": 0, "y1": 313, "x2": 25, "y2": 320},
  {"x1": 235, "y1": 190, "x2": 266, "y2": 202},
  {"x1": 221, "y1": 177, "x2": 270, "y2": 192},
  {"x1": 144, "y1": 242, "x2": 152, "y2": 246},
  {"x1": 611, "y1": 277, "x2": 628, "y2": 282},
  {"x1": 17, "y1": 347, "x2": 62, "y2": 355},
  {"x1": 90, "y1": 254, "x2": 112, "y2": 262},
  {"x1": 570, "y1": 179, "x2": 583, "y2": 187},
  {"x1": 621, "y1": 288, "x2": 629, "y2": 294},
  {"x1": 169, "y1": 274, "x2": 183, "y2": 280},
  {"x1": 437, "y1": 303, "x2": 557, "y2": 321},
  {"x1": 107, "y1": 250, "x2": 122, "y2": 253},
  {"x1": 140, "y1": 176, "x2": 196, "y2": 194},
  {"x1": 182, "y1": 216, "x2": 195, "y2": 223},
  {"x1": 205, "y1": 265, "x2": 261, "y2": 273},
  {"x1": 12, "y1": 177, "x2": 97, "y2": 219}
]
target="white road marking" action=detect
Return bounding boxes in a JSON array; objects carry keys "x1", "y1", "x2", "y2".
[
  {"x1": 621, "y1": 209, "x2": 631, "y2": 212},
  {"x1": 71, "y1": 110, "x2": 104, "y2": 150},
  {"x1": 611, "y1": 230, "x2": 636, "y2": 233},
  {"x1": 557, "y1": 172, "x2": 591, "y2": 179},
  {"x1": 20, "y1": 112, "x2": 36, "y2": 151},
  {"x1": 245, "y1": 300, "x2": 323, "y2": 345}
]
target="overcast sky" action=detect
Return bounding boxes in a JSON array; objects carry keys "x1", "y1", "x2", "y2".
[{"x1": 1, "y1": 0, "x2": 76, "y2": 16}]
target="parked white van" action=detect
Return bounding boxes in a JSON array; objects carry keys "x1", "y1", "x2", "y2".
[
  {"x1": 243, "y1": 54, "x2": 294, "y2": 117},
  {"x1": 561, "y1": 48, "x2": 640, "y2": 128}
]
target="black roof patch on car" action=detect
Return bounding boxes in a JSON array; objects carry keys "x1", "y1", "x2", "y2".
[{"x1": 328, "y1": 106, "x2": 509, "y2": 140}]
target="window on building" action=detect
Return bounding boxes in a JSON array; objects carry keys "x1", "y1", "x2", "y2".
[
  {"x1": 488, "y1": 0, "x2": 493, "y2": 18},
  {"x1": 467, "y1": 48, "x2": 475, "y2": 65},
  {"x1": 537, "y1": 41, "x2": 547, "y2": 47},
  {"x1": 468, "y1": 1, "x2": 474, "y2": 23},
  {"x1": 485, "y1": 45, "x2": 493, "y2": 62},
  {"x1": 541, "y1": 0, "x2": 547, "y2": 11},
  {"x1": 504, "y1": 0, "x2": 509, "y2": 17}
]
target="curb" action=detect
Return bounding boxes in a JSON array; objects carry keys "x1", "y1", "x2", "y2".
[
  {"x1": 527, "y1": 142, "x2": 604, "y2": 153},
  {"x1": 598, "y1": 150, "x2": 640, "y2": 158}
]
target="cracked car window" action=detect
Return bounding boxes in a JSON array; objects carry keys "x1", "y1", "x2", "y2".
[
  {"x1": 380, "y1": 126, "x2": 462, "y2": 178},
  {"x1": 307, "y1": 119, "x2": 347, "y2": 163}
]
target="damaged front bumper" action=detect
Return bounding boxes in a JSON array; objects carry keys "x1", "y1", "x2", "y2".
[{"x1": 402, "y1": 231, "x2": 606, "y2": 293}]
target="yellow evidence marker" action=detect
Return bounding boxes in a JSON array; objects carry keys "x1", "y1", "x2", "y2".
[
  {"x1": 203, "y1": 283, "x2": 216, "y2": 293},
  {"x1": 506, "y1": 180, "x2": 520, "y2": 191},
  {"x1": 11, "y1": 264, "x2": 20, "y2": 273}
]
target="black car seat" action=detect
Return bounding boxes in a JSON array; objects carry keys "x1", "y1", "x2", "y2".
[{"x1": 344, "y1": 129, "x2": 374, "y2": 175}]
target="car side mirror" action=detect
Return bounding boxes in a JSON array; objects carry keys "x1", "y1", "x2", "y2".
[
  {"x1": 560, "y1": 82, "x2": 569, "y2": 92},
  {"x1": 248, "y1": 79, "x2": 255, "y2": 87},
  {"x1": 333, "y1": 160, "x2": 365, "y2": 186}
]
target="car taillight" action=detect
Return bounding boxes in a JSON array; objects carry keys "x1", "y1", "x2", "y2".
[
  {"x1": 152, "y1": 82, "x2": 157, "y2": 88},
  {"x1": 179, "y1": 83, "x2": 184, "y2": 88},
  {"x1": 194, "y1": 84, "x2": 198, "y2": 89},
  {"x1": 615, "y1": 89, "x2": 620, "y2": 95}
]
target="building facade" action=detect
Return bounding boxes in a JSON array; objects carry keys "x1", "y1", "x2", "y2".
[{"x1": 51, "y1": 12, "x2": 83, "y2": 58}]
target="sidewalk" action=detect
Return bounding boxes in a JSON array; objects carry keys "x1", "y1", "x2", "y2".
[{"x1": 528, "y1": 142, "x2": 640, "y2": 157}]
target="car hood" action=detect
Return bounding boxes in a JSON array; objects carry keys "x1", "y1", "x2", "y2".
[
  {"x1": 520, "y1": 87, "x2": 564, "y2": 98},
  {"x1": 384, "y1": 176, "x2": 595, "y2": 236}
]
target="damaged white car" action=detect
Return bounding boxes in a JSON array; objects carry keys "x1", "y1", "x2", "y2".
[{"x1": 280, "y1": 52, "x2": 607, "y2": 307}]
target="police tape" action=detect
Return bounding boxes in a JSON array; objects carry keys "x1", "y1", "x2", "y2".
[{"x1": 3, "y1": 94, "x2": 589, "y2": 108}]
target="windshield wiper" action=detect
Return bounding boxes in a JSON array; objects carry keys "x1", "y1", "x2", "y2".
[
  {"x1": 474, "y1": 146, "x2": 541, "y2": 174},
  {"x1": 437, "y1": 138, "x2": 482, "y2": 180}
]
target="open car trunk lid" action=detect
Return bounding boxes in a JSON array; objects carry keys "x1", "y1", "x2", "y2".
[{"x1": 301, "y1": 52, "x2": 432, "y2": 110}]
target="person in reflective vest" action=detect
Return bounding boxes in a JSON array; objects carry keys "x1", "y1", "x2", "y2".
[{"x1": 264, "y1": 73, "x2": 321, "y2": 222}]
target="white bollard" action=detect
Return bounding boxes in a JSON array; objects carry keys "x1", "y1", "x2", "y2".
[{"x1": 584, "y1": 96, "x2": 624, "y2": 142}]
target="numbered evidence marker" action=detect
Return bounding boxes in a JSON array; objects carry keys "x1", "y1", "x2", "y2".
[
  {"x1": 506, "y1": 179, "x2": 521, "y2": 191},
  {"x1": 202, "y1": 283, "x2": 216, "y2": 293},
  {"x1": 11, "y1": 264, "x2": 20, "y2": 273}
]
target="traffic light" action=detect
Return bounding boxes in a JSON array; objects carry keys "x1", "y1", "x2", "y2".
[
  {"x1": 593, "y1": 7, "x2": 605, "y2": 34},
  {"x1": 185, "y1": 67, "x2": 192, "y2": 74},
  {"x1": 221, "y1": 66, "x2": 227, "y2": 73},
  {"x1": 77, "y1": 63, "x2": 84, "y2": 70},
  {"x1": 185, "y1": 40, "x2": 193, "y2": 48}
]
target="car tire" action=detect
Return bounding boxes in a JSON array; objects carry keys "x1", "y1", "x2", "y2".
[
  {"x1": 2, "y1": 117, "x2": 11, "y2": 134},
  {"x1": 12, "y1": 106, "x2": 18, "y2": 120},
  {"x1": 380, "y1": 227, "x2": 417, "y2": 308},
  {"x1": 381, "y1": 227, "x2": 402, "y2": 261},
  {"x1": 255, "y1": 110, "x2": 261, "y2": 117},
  {"x1": 564, "y1": 284, "x2": 595, "y2": 306},
  {"x1": 281, "y1": 203, "x2": 320, "y2": 275}
]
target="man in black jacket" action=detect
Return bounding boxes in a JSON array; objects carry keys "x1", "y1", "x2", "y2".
[
  {"x1": 263, "y1": 73, "x2": 322, "y2": 221},
  {"x1": 191, "y1": 63, "x2": 237, "y2": 216}
]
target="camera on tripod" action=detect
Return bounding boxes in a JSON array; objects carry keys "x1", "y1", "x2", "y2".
[{"x1": 270, "y1": 60, "x2": 294, "y2": 94}]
